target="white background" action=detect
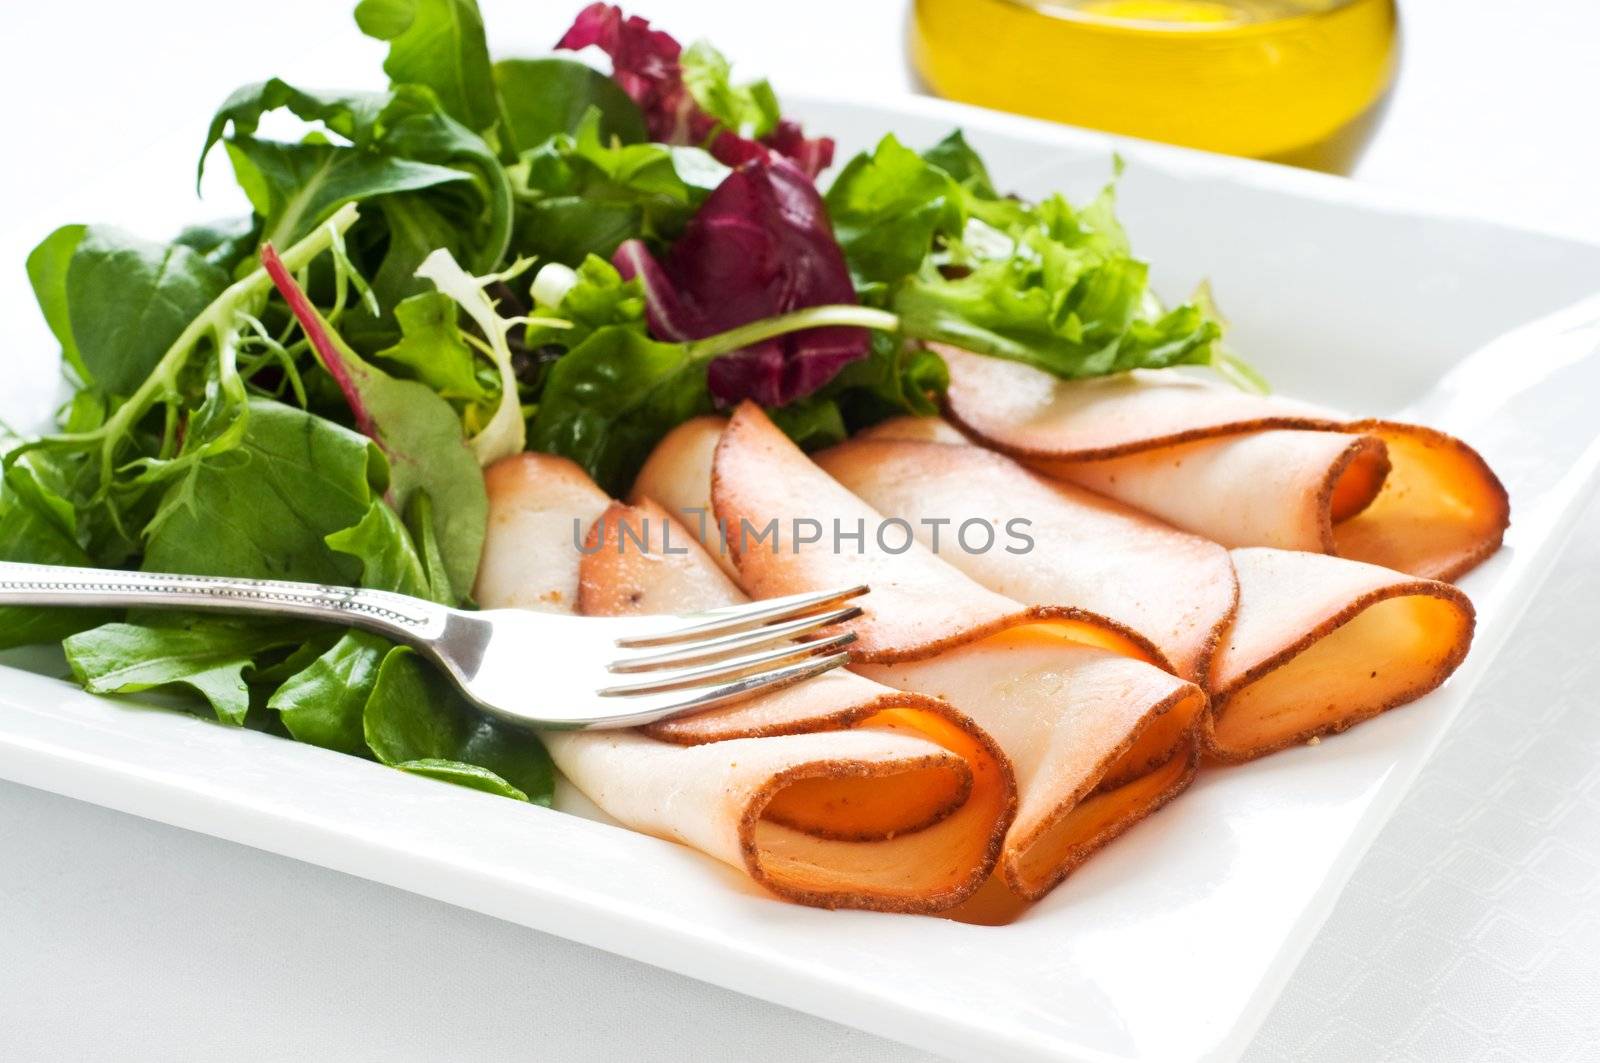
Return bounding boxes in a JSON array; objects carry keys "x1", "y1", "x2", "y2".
[{"x1": 2, "y1": 2, "x2": 1598, "y2": 1060}]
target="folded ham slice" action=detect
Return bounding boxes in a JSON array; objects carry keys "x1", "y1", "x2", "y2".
[
  {"x1": 815, "y1": 433, "x2": 1238, "y2": 683},
  {"x1": 476, "y1": 453, "x2": 1015, "y2": 912},
  {"x1": 938, "y1": 346, "x2": 1510, "y2": 582},
  {"x1": 827, "y1": 425, "x2": 1476, "y2": 762},
  {"x1": 1206, "y1": 548, "x2": 1474, "y2": 761},
  {"x1": 634, "y1": 406, "x2": 1207, "y2": 899}
]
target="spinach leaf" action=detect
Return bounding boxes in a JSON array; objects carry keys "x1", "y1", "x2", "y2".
[
  {"x1": 354, "y1": 0, "x2": 500, "y2": 135},
  {"x1": 142, "y1": 398, "x2": 385, "y2": 584},
  {"x1": 494, "y1": 57, "x2": 646, "y2": 153},
  {"x1": 64, "y1": 616, "x2": 305, "y2": 726},
  {"x1": 46, "y1": 228, "x2": 231, "y2": 396},
  {"x1": 527, "y1": 325, "x2": 713, "y2": 495},
  {"x1": 0, "y1": 462, "x2": 113, "y2": 649},
  {"x1": 201, "y1": 80, "x2": 395, "y2": 170},
  {"x1": 174, "y1": 215, "x2": 262, "y2": 275},
  {"x1": 24, "y1": 225, "x2": 89, "y2": 382},
  {"x1": 271, "y1": 495, "x2": 445, "y2": 755},
  {"x1": 268, "y1": 629, "x2": 389, "y2": 753},
  {"x1": 204, "y1": 80, "x2": 514, "y2": 317},
  {"x1": 395, "y1": 758, "x2": 535, "y2": 800},
  {"x1": 364, "y1": 646, "x2": 553, "y2": 804}
]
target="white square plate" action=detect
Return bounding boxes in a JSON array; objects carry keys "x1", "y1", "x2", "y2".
[{"x1": 4, "y1": 94, "x2": 1600, "y2": 1063}]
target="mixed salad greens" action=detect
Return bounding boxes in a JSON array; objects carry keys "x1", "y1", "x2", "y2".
[{"x1": 0, "y1": 1, "x2": 1259, "y2": 805}]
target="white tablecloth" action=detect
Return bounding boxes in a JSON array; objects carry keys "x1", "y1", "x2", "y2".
[{"x1": 3, "y1": 2, "x2": 1597, "y2": 1059}]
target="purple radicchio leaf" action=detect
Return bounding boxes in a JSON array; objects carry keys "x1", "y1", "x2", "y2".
[
  {"x1": 556, "y1": 4, "x2": 834, "y2": 178},
  {"x1": 613, "y1": 157, "x2": 869, "y2": 406}
]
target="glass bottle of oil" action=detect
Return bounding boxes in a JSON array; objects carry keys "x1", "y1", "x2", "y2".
[{"x1": 911, "y1": 0, "x2": 1398, "y2": 162}]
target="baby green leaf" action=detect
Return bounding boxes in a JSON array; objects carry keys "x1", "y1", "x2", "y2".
[
  {"x1": 64, "y1": 617, "x2": 305, "y2": 726},
  {"x1": 374, "y1": 291, "x2": 493, "y2": 403},
  {"x1": 61, "y1": 228, "x2": 230, "y2": 396},
  {"x1": 510, "y1": 110, "x2": 727, "y2": 265},
  {"x1": 0, "y1": 461, "x2": 113, "y2": 649},
  {"x1": 825, "y1": 134, "x2": 964, "y2": 289},
  {"x1": 271, "y1": 495, "x2": 445, "y2": 754},
  {"x1": 364, "y1": 645, "x2": 554, "y2": 805},
  {"x1": 268, "y1": 630, "x2": 389, "y2": 753},
  {"x1": 355, "y1": 0, "x2": 500, "y2": 135},
  {"x1": 265, "y1": 246, "x2": 489, "y2": 594},
  {"x1": 920, "y1": 129, "x2": 998, "y2": 199},
  {"x1": 326, "y1": 499, "x2": 434, "y2": 601},
  {"x1": 413, "y1": 249, "x2": 525, "y2": 466},
  {"x1": 494, "y1": 57, "x2": 647, "y2": 153},
  {"x1": 394, "y1": 758, "x2": 531, "y2": 801},
  {"x1": 527, "y1": 325, "x2": 714, "y2": 495},
  {"x1": 680, "y1": 40, "x2": 780, "y2": 139},
  {"x1": 225, "y1": 136, "x2": 469, "y2": 253},
  {"x1": 143, "y1": 399, "x2": 385, "y2": 584},
  {"x1": 25, "y1": 224, "x2": 89, "y2": 382}
]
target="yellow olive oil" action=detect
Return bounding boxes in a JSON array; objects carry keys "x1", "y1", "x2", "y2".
[{"x1": 911, "y1": 0, "x2": 1398, "y2": 159}]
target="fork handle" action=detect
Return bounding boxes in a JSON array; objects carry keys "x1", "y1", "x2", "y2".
[{"x1": 0, "y1": 560, "x2": 448, "y2": 640}]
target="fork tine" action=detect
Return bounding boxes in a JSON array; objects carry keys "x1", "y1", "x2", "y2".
[
  {"x1": 607, "y1": 605, "x2": 864, "y2": 673},
  {"x1": 578, "y1": 650, "x2": 856, "y2": 729},
  {"x1": 614, "y1": 584, "x2": 869, "y2": 648},
  {"x1": 598, "y1": 631, "x2": 857, "y2": 697}
]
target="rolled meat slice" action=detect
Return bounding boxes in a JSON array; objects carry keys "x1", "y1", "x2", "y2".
[
  {"x1": 1206, "y1": 548, "x2": 1475, "y2": 761},
  {"x1": 476, "y1": 453, "x2": 1015, "y2": 913},
  {"x1": 635, "y1": 405, "x2": 1208, "y2": 900},
  {"x1": 938, "y1": 346, "x2": 1509, "y2": 581},
  {"x1": 815, "y1": 433, "x2": 1238, "y2": 683},
  {"x1": 832, "y1": 425, "x2": 1475, "y2": 762}
]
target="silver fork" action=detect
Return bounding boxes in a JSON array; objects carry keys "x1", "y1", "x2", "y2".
[{"x1": 0, "y1": 561, "x2": 865, "y2": 729}]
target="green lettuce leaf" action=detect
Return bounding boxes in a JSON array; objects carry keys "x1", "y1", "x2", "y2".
[
  {"x1": 920, "y1": 129, "x2": 997, "y2": 199},
  {"x1": 825, "y1": 134, "x2": 963, "y2": 290},
  {"x1": 510, "y1": 109, "x2": 728, "y2": 265},
  {"x1": 827, "y1": 130, "x2": 1223, "y2": 380},
  {"x1": 523, "y1": 254, "x2": 647, "y2": 358},
  {"x1": 680, "y1": 40, "x2": 780, "y2": 138},
  {"x1": 373, "y1": 290, "x2": 495, "y2": 405}
]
